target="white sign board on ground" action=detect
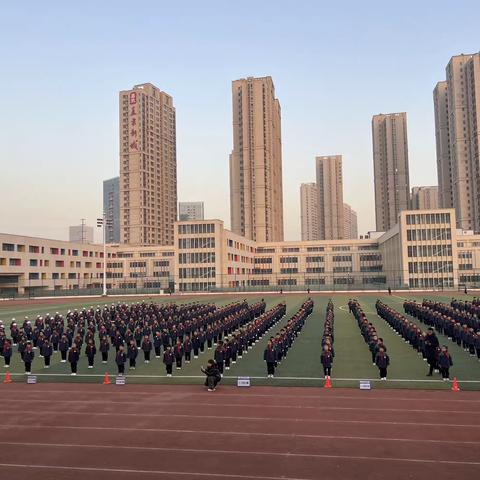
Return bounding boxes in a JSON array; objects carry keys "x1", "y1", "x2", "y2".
[
  {"x1": 237, "y1": 376, "x2": 251, "y2": 387},
  {"x1": 116, "y1": 376, "x2": 126, "y2": 385},
  {"x1": 27, "y1": 375, "x2": 37, "y2": 384},
  {"x1": 359, "y1": 380, "x2": 371, "y2": 390}
]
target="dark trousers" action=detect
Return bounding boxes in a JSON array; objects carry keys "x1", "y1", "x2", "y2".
[
  {"x1": 61, "y1": 350, "x2": 67, "y2": 361},
  {"x1": 379, "y1": 367, "x2": 387, "y2": 378},
  {"x1": 144, "y1": 351, "x2": 150, "y2": 361},
  {"x1": 176, "y1": 358, "x2": 182, "y2": 368},
  {"x1": 44, "y1": 356, "x2": 51, "y2": 366},
  {"x1": 206, "y1": 376, "x2": 218, "y2": 389},
  {"x1": 428, "y1": 359, "x2": 436, "y2": 375},
  {"x1": 232, "y1": 352, "x2": 237, "y2": 362},
  {"x1": 4, "y1": 357, "x2": 10, "y2": 367},
  {"x1": 217, "y1": 361, "x2": 224, "y2": 374},
  {"x1": 200, "y1": 343, "x2": 205, "y2": 352},
  {"x1": 71, "y1": 362, "x2": 77, "y2": 373},
  {"x1": 185, "y1": 352, "x2": 191, "y2": 362},
  {"x1": 24, "y1": 361, "x2": 31, "y2": 373},
  {"x1": 207, "y1": 340, "x2": 213, "y2": 349},
  {"x1": 88, "y1": 356, "x2": 94, "y2": 367},
  {"x1": 129, "y1": 358, "x2": 136, "y2": 368},
  {"x1": 267, "y1": 362, "x2": 275, "y2": 375},
  {"x1": 118, "y1": 364, "x2": 125, "y2": 375},
  {"x1": 225, "y1": 358, "x2": 230, "y2": 368},
  {"x1": 166, "y1": 364, "x2": 173, "y2": 374},
  {"x1": 193, "y1": 348, "x2": 199, "y2": 357},
  {"x1": 440, "y1": 367, "x2": 450, "y2": 379},
  {"x1": 155, "y1": 346, "x2": 161, "y2": 357},
  {"x1": 323, "y1": 366, "x2": 331, "y2": 377},
  {"x1": 101, "y1": 352, "x2": 108, "y2": 362}
]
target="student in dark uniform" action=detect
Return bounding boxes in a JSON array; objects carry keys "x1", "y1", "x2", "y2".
[
  {"x1": 201, "y1": 359, "x2": 221, "y2": 391},
  {"x1": 127, "y1": 340, "x2": 138, "y2": 370},
  {"x1": 153, "y1": 331, "x2": 162, "y2": 358},
  {"x1": 174, "y1": 339, "x2": 184, "y2": 369},
  {"x1": 425, "y1": 328, "x2": 439, "y2": 376},
  {"x1": 58, "y1": 334, "x2": 68, "y2": 363},
  {"x1": 68, "y1": 344, "x2": 80, "y2": 376},
  {"x1": 184, "y1": 335, "x2": 192, "y2": 363},
  {"x1": 438, "y1": 345, "x2": 453, "y2": 381},
  {"x1": 100, "y1": 336, "x2": 110, "y2": 363},
  {"x1": 116, "y1": 345, "x2": 127, "y2": 376},
  {"x1": 320, "y1": 345, "x2": 333, "y2": 379},
  {"x1": 214, "y1": 340, "x2": 225, "y2": 376},
  {"x1": 375, "y1": 347, "x2": 390, "y2": 380},
  {"x1": 163, "y1": 345, "x2": 174, "y2": 377},
  {"x1": 85, "y1": 339, "x2": 96, "y2": 369},
  {"x1": 23, "y1": 342, "x2": 34, "y2": 374},
  {"x1": 263, "y1": 340, "x2": 276, "y2": 378},
  {"x1": 2, "y1": 339, "x2": 12, "y2": 368},
  {"x1": 41, "y1": 339, "x2": 53, "y2": 368},
  {"x1": 141, "y1": 335, "x2": 152, "y2": 363}
]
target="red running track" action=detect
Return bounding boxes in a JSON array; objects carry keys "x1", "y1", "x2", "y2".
[{"x1": 0, "y1": 384, "x2": 479, "y2": 480}]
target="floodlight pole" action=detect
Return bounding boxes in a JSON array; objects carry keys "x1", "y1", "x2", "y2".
[{"x1": 102, "y1": 212, "x2": 107, "y2": 296}]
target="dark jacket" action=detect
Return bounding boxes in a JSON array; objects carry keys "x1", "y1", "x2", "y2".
[
  {"x1": 375, "y1": 353, "x2": 390, "y2": 369},
  {"x1": 115, "y1": 351, "x2": 126, "y2": 366},
  {"x1": 68, "y1": 348, "x2": 80, "y2": 363},
  {"x1": 321, "y1": 351, "x2": 333, "y2": 368},
  {"x1": 263, "y1": 347, "x2": 276, "y2": 363},
  {"x1": 438, "y1": 352, "x2": 453, "y2": 368}
]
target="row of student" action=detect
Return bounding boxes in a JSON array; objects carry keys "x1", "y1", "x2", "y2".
[
  {"x1": 320, "y1": 300, "x2": 335, "y2": 379},
  {"x1": 404, "y1": 300, "x2": 480, "y2": 359},
  {"x1": 348, "y1": 299, "x2": 390, "y2": 380},
  {"x1": 0, "y1": 300, "x2": 267, "y2": 368},
  {"x1": 263, "y1": 299, "x2": 314, "y2": 378},
  {"x1": 420, "y1": 299, "x2": 480, "y2": 332},
  {"x1": 376, "y1": 301, "x2": 454, "y2": 380},
  {"x1": 451, "y1": 298, "x2": 480, "y2": 318}
]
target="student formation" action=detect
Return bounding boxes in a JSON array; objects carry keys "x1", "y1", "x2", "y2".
[{"x1": 1, "y1": 296, "x2": 479, "y2": 386}]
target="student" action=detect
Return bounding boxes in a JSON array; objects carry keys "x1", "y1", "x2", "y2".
[
  {"x1": 184, "y1": 335, "x2": 192, "y2": 363},
  {"x1": 68, "y1": 344, "x2": 80, "y2": 376},
  {"x1": 116, "y1": 345, "x2": 127, "y2": 376},
  {"x1": 2, "y1": 339, "x2": 12, "y2": 368},
  {"x1": 23, "y1": 342, "x2": 35, "y2": 374},
  {"x1": 214, "y1": 340, "x2": 225, "y2": 376},
  {"x1": 127, "y1": 340, "x2": 138, "y2": 370},
  {"x1": 153, "y1": 331, "x2": 162, "y2": 358},
  {"x1": 438, "y1": 345, "x2": 453, "y2": 381},
  {"x1": 263, "y1": 340, "x2": 276, "y2": 378},
  {"x1": 224, "y1": 339, "x2": 232, "y2": 370},
  {"x1": 163, "y1": 345, "x2": 174, "y2": 377},
  {"x1": 425, "y1": 328, "x2": 440, "y2": 376},
  {"x1": 141, "y1": 335, "x2": 152, "y2": 363},
  {"x1": 85, "y1": 339, "x2": 96, "y2": 369},
  {"x1": 100, "y1": 336, "x2": 110, "y2": 364},
  {"x1": 174, "y1": 339, "x2": 184, "y2": 369},
  {"x1": 41, "y1": 339, "x2": 53, "y2": 368},
  {"x1": 201, "y1": 360, "x2": 221, "y2": 392},
  {"x1": 320, "y1": 345, "x2": 333, "y2": 379},
  {"x1": 375, "y1": 347, "x2": 390, "y2": 380}
]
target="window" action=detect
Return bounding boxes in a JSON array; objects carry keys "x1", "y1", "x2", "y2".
[
  {"x1": 28, "y1": 272, "x2": 39, "y2": 280},
  {"x1": 9, "y1": 258, "x2": 21, "y2": 266},
  {"x1": 306, "y1": 256, "x2": 324, "y2": 263},
  {"x1": 2, "y1": 243, "x2": 15, "y2": 252},
  {"x1": 280, "y1": 257, "x2": 298, "y2": 264},
  {"x1": 29, "y1": 259, "x2": 38, "y2": 267},
  {"x1": 280, "y1": 267, "x2": 298, "y2": 274},
  {"x1": 332, "y1": 255, "x2": 352, "y2": 262}
]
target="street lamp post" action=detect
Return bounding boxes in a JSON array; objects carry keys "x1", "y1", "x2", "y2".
[{"x1": 97, "y1": 213, "x2": 111, "y2": 297}]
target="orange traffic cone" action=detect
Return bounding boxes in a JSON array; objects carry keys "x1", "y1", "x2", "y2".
[
  {"x1": 3, "y1": 371, "x2": 13, "y2": 384},
  {"x1": 103, "y1": 372, "x2": 110, "y2": 385},
  {"x1": 324, "y1": 376, "x2": 332, "y2": 389},
  {"x1": 451, "y1": 377, "x2": 460, "y2": 392}
]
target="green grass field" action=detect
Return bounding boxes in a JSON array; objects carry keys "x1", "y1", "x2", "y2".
[{"x1": 1, "y1": 292, "x2": 479, "y2": 390}]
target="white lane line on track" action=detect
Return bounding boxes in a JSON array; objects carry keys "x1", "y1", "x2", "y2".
[
  {"x1": 4, "y1": 412, "x2": 479, "y2": 428},
  {"x1": 1, "y1": 425, "x2": 480, "y2": 440}
]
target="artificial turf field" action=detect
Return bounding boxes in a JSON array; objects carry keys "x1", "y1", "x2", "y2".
[{"x1": 1, "y1": 291, "x2": 480, "y2": 390}]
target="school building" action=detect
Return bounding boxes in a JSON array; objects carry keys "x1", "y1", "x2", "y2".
[{"x1": 1, "y1": 209, "x2": 480, "y2": 295}]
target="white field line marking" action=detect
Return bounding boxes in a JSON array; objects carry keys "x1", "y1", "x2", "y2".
[
  {"x1": 2, "y1": 424, "x2": 480, "y2": 441},
  {"x1": 3, "y1": 397, "x2": 479, "y2": 414},
  {"x1": 3, "y1": 372, "x2": 480, "y2": 383}
]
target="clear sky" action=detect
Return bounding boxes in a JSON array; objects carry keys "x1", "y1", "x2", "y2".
[{"x1": 1, "y1": 0, "x2": 479, "y2": 242}]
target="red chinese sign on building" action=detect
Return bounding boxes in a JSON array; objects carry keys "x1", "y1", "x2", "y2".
[{"x1": 129, "y1": 91, "x2": 138, "y2": 151}]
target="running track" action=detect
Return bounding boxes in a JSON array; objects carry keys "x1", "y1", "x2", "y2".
[{"x1": 0, "y1": 384, "x2": 479, "y2": 480}]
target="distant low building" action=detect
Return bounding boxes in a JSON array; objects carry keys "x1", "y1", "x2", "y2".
[{"x1": 179, "y1": 202, "x2": 204, "y2": 221}]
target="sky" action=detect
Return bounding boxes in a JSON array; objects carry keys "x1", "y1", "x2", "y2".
[{"x1": 0, "y1": 1, "x2": 479, "y2": 242}]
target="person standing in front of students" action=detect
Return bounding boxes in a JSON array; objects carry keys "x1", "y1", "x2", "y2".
[
  {"x1": 320, "y1": 344, "x2": 333, "y2": 379},
  {"x1": 214, "y1": 340, "x2": 225, "y2": 377},
  {"x1": 127, "y1": 340, "x2": 138, "y2": 370},
  {"x1": 141, "y1": 335, "x2": 152, "y2": 364},
  {"x1": 438, "y1": 345, "x2": 453, "y2": 381},
  {"x1": 100, "y1": 336, "x2": 109, "y2": 364},
  {"x1": 59, "y1": 334, "x2": 69, "y2": 363},
  {"x1": 41, "y1": 339, "x2": 53, "y2": 368},
  {"x1": 23, "y1": 342, "x2": 35, "y2": 375},
  {"x1": 116, "y1": 345, "x2": 127, "y2": 376},
  {"x1": 2, "y1": 339, "x2": 12, "y2": 368},
  {"x1": 375, "y1": 347, "x2": 390, "y2": 380},
  {"x1": 264, "y1": 340, "x2": 276, "y2": 378},
  {"x1": 68, "y1": 343, "x2": 80, "y2": 376},
  {"x1": 163, "y1": 345, "x2": 174, "y2": 377},
  {"x1": 85, "y1": 339, "x2": 96, "y2": 369}
]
